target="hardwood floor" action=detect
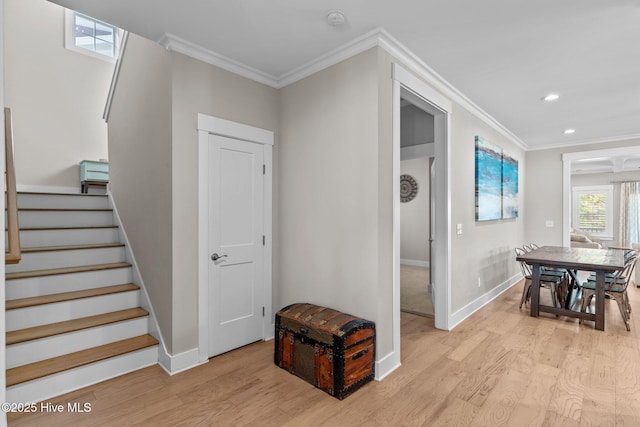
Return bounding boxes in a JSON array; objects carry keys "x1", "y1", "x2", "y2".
[
  {"x1": 9, "y1": 280, "x2": 640, "y2": 426},
  {"x1": 400, "y1": 265, "x2": 433, "y2": 317}
]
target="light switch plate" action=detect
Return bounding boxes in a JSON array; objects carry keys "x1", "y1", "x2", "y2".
[{"x1": 545, "y1": 220, "x2": 554, "y2": 227}]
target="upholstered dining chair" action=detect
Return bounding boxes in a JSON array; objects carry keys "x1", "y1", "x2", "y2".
[
  {"x1": 515, "y1": 247, "x2": 567, "y2": 309},
  {"x1": 580, "y1": 250, "x2": 638, "y2": 331}
]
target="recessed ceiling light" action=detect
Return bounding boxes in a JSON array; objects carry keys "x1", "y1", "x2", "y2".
[
  {"x1": 563, "y1": 129, "x2": 576, "y2": 134},
  {"x1": 326, "y1": 11, "x2": 346, "y2": 26},
  {"x1": 542, "y1": 93, "x2": 559, "y2": 102}
]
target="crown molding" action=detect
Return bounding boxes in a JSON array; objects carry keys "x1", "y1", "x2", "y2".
[
  {"x1": 158, "y1": 33, "x2": 280, "y2": 88},
  {"x1": 158, "y1": 28, "x2": 528, "y2": 150},
  {"x1": 527, "y1": 133, "x2": 640, "y2": 152},
  {"x1": 276, "y1": 28, "x2": 382, "y2": 88},
  {"x1": 375, "y1": 29, "x2": 528, "y2": 151}
]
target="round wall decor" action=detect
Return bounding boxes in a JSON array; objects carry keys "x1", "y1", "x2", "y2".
[{"x1": 400, "y1": 174, "x2": 418, "y2": 203}]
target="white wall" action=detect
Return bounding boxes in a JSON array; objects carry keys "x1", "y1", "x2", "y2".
[
  {"x1": 170, "y1": 51, "x2": 279, "y2": 353},
  {"x1": 108, "y1": 36, "x2": 280, "y2": 356},
  {"x1": 400, "y1": 158, "x2": 430, "y2": 264},
  {"x1": 401, "y1": 104, "x2": 434, "y2": 146},
  {"x1": 447, "y1": 105, "x2": 525, "y2": 312},
  {"x1": 4, "y1": 0, "x2": 112, "y2": 190},
  {"x1": 278, "y1": 45, "x2": 526, "y2": 361},
  {"x1": 107, "y1": 34, "x2": 174, "y2": 352},
  {"x1": 1, "y1": 0, "x2": 7, "y2": 418},
  {"x1": 278, "y1": 48, "x2": 383, "y2": 351}
]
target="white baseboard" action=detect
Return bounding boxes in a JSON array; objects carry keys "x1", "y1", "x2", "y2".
[
  {"x1": 265, "y1": 323, "x2": 275, "y2": 341},
  {"x1": 448, "y1": 273, "x2": 523, "y2": 330},
  {"x1": 17, "y1": 184, "x2": 81, "y2": 194},
  {"x1": 158, "y1": 347, "x2": 206, "y2": 375},
  {"x1": 400, "y1": 259, "x2": 430, "y2": 268},
  {"x1": 375, "y1": 350, "x2": 401, "y2": 381}
]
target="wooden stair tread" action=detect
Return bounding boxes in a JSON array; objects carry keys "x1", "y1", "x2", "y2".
[
  {"x1": 17, "y1": 225, "x2": 119, "y2": 231},
  {"x1": 17, "y1": 208, "x2": 112, "y2": 212},
  {"x1": 6, "y1": 334, "x2": 159, "y2": 387},
  {"x1": 7, "y1": 308, "x2": 149, "y2": 345},
  {"x1": 6, "y1": 283, "x2": 139, "y2": 310},
  {"x1": 6, "y1": 262, "x2": 131, "y2": 280},
  {"x1": 21, "y1": 243, "x2": 125, "y2": 253},
  {"x1": 18, "y1": 191, "x2": 107, "y2": 197}
]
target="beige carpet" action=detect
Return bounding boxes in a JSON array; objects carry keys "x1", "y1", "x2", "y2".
[{"x1": 400, "y1": 265, "x2": 434, "y2": 317}]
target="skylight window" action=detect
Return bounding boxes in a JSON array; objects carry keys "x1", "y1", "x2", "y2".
[{"x1": 65, "y1": 10, "x2": 120, "y2": 62}]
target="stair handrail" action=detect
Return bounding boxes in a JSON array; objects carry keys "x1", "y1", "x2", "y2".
[
  {"x1": 5, "y1": 107, "x2": 21, "y2": 264},
  {"x1": 103, "y1": 30, "x2": 129, "y2": 123}
]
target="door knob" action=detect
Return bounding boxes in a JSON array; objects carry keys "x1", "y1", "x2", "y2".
[{"x1": 211, "y1": 253, "x2": 228, "y2": 261}]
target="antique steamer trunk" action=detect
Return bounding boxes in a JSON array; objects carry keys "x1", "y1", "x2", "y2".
[{"x1": 274, "y1": 303, "x2": 375, "y2": 399}]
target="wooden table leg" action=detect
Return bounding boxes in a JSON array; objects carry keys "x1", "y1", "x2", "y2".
[
  {"x1": 530, "y1": 264, "x2": 541, "y2": 317},
  {"x1": 595, "y1": 270, "x2": 605, "y2": 331}
]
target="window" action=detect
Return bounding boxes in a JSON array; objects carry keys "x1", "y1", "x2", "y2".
[
  {"x1": 65, "y1": 10, "x2": 120, "y2": 62},
  {"x1": 572, "y1": 185, "x2": 614, "y2": 240}
]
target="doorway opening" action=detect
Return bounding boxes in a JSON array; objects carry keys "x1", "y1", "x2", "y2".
[
  {"x1": 399, "y1": 99, "x2": 435, "y2": 318},
  {"x1": 387, "y1": 63, "x2": 452, "y2": 377},
  {"x1": 562, "y1": 145, "x2": 640, "y2": 248}
]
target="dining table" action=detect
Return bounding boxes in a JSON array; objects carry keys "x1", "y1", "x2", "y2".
[{"x1": 515, "y1": 245, "x2": 627, "y2": 331}]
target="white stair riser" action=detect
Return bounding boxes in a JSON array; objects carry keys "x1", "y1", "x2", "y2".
[
  {"x1": 6, "y1": 246, "x2": 125, "y2": 273},
  {"x1": 17, "y1": 194, "x2": 110, "y2": 210},
  {"x1": 18, "y1": 227, "x2": 120, "y2": 247},
  {"x1": 7, "y1": 346, "x2": 158, "y2": 404},
  {"x1": 18, "y1": 210, "x2": 114, "y2": 228},
  {"x1": 6, "y1": 267, "x2": 133, "y2": 299},
  {"x1": 7, "y1": 317, "x2": 150, "y2": 369},
  {"x1": 7, "y1": 291, "x2": 140, "y2": 331}
]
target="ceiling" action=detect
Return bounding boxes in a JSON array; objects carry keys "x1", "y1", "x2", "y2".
[
  {"x1": 572, "y1": 155, "x2": 640, "y2": 175},
  {"x1": 48, "y1": 0, "x2": 640, "y2": 150}
]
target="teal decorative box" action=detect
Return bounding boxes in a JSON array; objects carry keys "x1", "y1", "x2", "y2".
[{"x1": 79, "y1": 160, "x2": 109, "y2": 193}]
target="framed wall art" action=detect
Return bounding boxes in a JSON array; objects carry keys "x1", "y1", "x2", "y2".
[
  {"x1": 475, "y1": 136, "x2": 503, "y2": 221},
  {"x1": 475, "y1": 136, "x2": 519, "y2": 221}
]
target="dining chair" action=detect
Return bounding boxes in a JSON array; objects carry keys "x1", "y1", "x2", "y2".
[
  {"x1": 580, "y1": 250, "x2": 638, "y2": 331},
  {"x1": 515, "y1": 247, "x2": 568, "y2": 309},
  {"x1": 522, "y1": 244, "x2": 571, "y2": 306}
]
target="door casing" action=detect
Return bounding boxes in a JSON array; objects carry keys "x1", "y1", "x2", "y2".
[
  {"x1": 197, "y1": 113, "x2": 273, "y2": 363},
  {"x1": 390, "y1": 64, "x2": 452, "y2": 376}
]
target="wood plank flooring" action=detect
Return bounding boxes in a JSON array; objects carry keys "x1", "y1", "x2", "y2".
[{"x1": 9, "y1": 280, "x2": 640, "y2": 426}]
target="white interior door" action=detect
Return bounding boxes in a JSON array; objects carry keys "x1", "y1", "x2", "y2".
[{"x1": 208, "y1": 133, "x2": 264, "y2": 357}]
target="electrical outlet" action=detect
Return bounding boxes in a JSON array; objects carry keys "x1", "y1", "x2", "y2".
[
  {"x1": 545, "y1": 220, "x2": 554, "y2": 228},
  {"x1": 477, "y1": 277, "x2": 481, "y2": 287}
]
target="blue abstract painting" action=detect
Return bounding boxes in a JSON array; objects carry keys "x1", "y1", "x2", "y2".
[
  {"x1": 502, "y1": 150, "x2": 519, "y2": 219},
  {"x1": 475, "y1": 136, "x2": 519, "y2": 221},
  {"x1": 475, "y1": 136, "x2": 503, "y2": 221}
]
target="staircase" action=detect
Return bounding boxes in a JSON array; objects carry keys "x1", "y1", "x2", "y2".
[{"x1": 5, "y1": 191, "x2": 159, "y2": 403}]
